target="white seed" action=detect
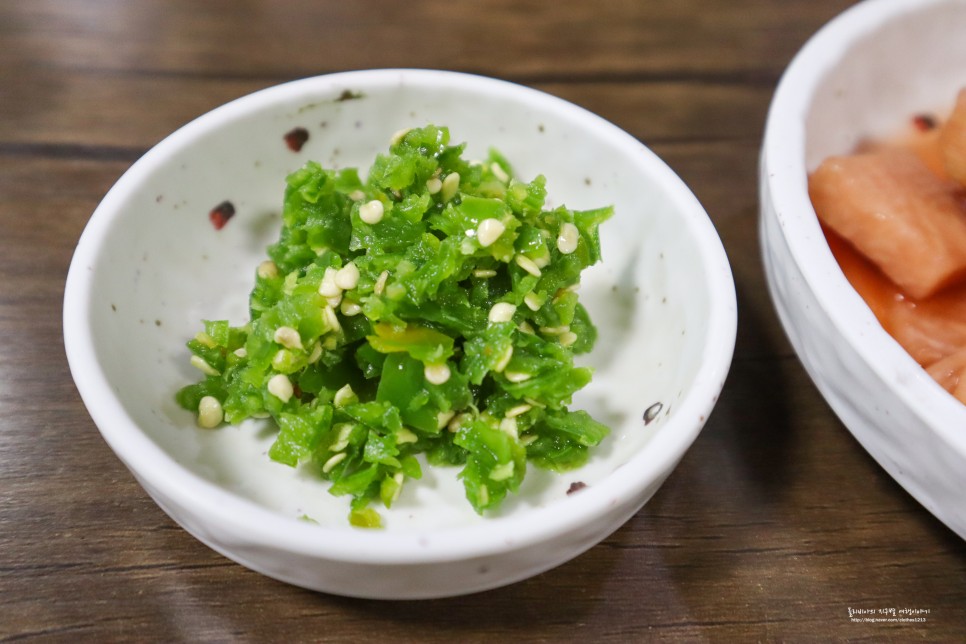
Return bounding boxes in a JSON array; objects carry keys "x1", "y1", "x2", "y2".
[
  {"x1": 329, "y1": 423, "x2": 355, "y2": 452},
  {"x1": 340, "y1": 299, "x2": 362, "y2": 317},
  {"x1": 441, "y1": 172, "x2": 460, "y2": 202},
  {"x1": 308, "y1": 342, "x2": 323, "y2": 364},
  {"x1": 539, "y1": 325, "x2": 570, "y2": 336},
  {"x1": 524, "y1": 396, "x2": 546, "y2": 409},
  {"x1": 523, "y1": 292, "x2": 544, "y2": 311},
  {"x1": 233, "y1": 347, "x2": 248, "y2": 358},
  {"x1": 560, "y1": 331, "x2": 578, "y2": 347},
  {"x1": 499, "y1": 417, "x2": 518, "y2": 439},
  {"x1": 437, "y1": 410, "x2": 456, "y2": 430},
  {"x1": 396, "y1": 427, "x2": 418, "y2": 444},
  {"x1": 533, "y1": 253, "x2": 550, "y2": 269},
  {"x1": 388, "y1": 471, "x2": 405, "y2": 503},
  {"x1": 514, "y1": 254, "x2": 542, "y2": 277},
  {"x1": 505, "y1": 403, "x2": 532, "y2": 418},
  {"x1": 333, "y1": 383, "x2": 357, "y2": 408},
  {"x1": 197, "y1": 396, "x2": 223, "y2": 428},
  {"x1": 257, "y1": 260, "x2": 279, "y2": 279},
  {"x1": 273, "y1": 326, "x2": 303, "y2": 350},
  {"x1": 349, "y1": 189, "x2": 366, "y2": 201},
  {"x1": 373, "y1": 270, "x2": 389, "y2": 296},
  {"x1": 517, "y1": 321, "x2": 535, "y2": 334},
  {"x1": 493, "y1": 345, "x2": 513, "y2": 373},
  {"x1": 359, "y1": 199, "x2": 385, "y2": 224},
  {"x1": 488, "y1": 302, "x2": 516, "y2": 323},
  {"x1": 318, "y1": 266, "x2": 342, "y2": 298},
  {"x1": 390, "y1": 127, "x2": 411, "y2": 145},
  {"x1": 334, "y1": 262, "x2": 360, "y2": 290},
  {"x1": 326, "y1": 293, "x2": 343, "y2": 308},
  {"x1": 520, "y1": 434, "x2": 538, "y2": 446},
  {"x1": 322, "y1": 305, "x2": 341, "y2": 334},
  {"x1": 557, "y1": 222, "x2": 579, "y2": 254},
  {"x1": 504, "y1": 370, "x2": 531, "y2": 383},
  {"x1": 425, "y1": 177, "x2": 442, "y2": 194},
  {"x1": 424, "y1": 362, "x2": 451, "y2": 385},
  {"x1": 476, "y1": 218, "x2": 506, "y2": 247},
  {"x1": 490, "y1": 162, "x2": 510, "y2": 183},
  {"x1": 189, "y1": 355, "x2": 220, "y2": 376},
  {"x1": 267, "y1": 374, "x2": 294, "y2": 402},
  {"x1": 473, "y1": 269, "x2": 497, "y2": 278},
  {"x1": 322, "y1": 452, "x2": 347, "y2": 473}
]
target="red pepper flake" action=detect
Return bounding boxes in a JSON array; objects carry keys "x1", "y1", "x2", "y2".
[
  {"x1": 284, "y1": 126, "x2": 310, "y2": 152},
  {"x1": 566, "y1": 481, "x2": 587, "y2": 495},
  {"x1": 209, "y1": 201, "x2": 236, "y2": 230},
  {"x1": 912, "y1": 113, "x2": 938, "y2": 132}
]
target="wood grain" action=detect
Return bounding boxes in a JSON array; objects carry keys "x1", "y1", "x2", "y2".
[{"x1": 2, "y1": 0, "x2": 964, "y2": 641}]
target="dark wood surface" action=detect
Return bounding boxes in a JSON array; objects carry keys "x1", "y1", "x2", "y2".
[{"x1": 3, "y1": 1, "x2": 965, "y2": 641}]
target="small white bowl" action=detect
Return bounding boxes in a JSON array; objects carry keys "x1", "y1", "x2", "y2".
[
  {"x1": 761, "y1": 1, "x2": 966, "y2": 539},
  {"x1": 65, "y1": 69, "x2": 736, "y2": 598}
]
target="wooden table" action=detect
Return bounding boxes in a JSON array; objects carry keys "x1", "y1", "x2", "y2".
[{"x1": 3, "y1": 1, "x2": 964, "y2": 640}]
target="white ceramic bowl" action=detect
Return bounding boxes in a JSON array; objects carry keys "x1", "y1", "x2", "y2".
[
  {"x1": 65, "y1": 69, "x2": 736, "y2": 598},
  {"x1": 761, "y1": 0, "x2": 966, "y2": 539}
]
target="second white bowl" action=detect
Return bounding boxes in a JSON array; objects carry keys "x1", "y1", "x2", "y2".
[{"x1": 761, "y1": 0, "x2": 966, "y2": 540}]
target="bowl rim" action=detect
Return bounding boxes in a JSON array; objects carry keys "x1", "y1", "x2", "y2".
[
  {"x1": 64, "y1": 68, "x2": 737, "y2": 566},
  {"x1": 762, "y1": 0, "x2": 966, "y2": 453}
]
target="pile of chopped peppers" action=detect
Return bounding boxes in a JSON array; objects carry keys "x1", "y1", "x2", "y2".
[{"x1": 177, "y1": 125, "x2": 612, "y2": 527}]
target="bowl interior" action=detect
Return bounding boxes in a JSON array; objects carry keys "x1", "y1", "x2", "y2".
[
  {"x1": 804, "y1": 0, "x2": 966, "y2": 169},
  {"x1": 72, "y1": 71, "x2": 733, "y2": 534}
]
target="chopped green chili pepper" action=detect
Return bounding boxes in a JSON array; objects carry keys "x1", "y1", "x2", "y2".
[{"x1": 177, "y1": 125, "x2": 612, "y2": 526}]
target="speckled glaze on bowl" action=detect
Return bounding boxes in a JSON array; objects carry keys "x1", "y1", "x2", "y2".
[
  {"x1": 761, "y1": 1, "x2": 966, "y2": 539},
  {"x1": 64, "y1": 69, "x2": 737, "y2": 598}
]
